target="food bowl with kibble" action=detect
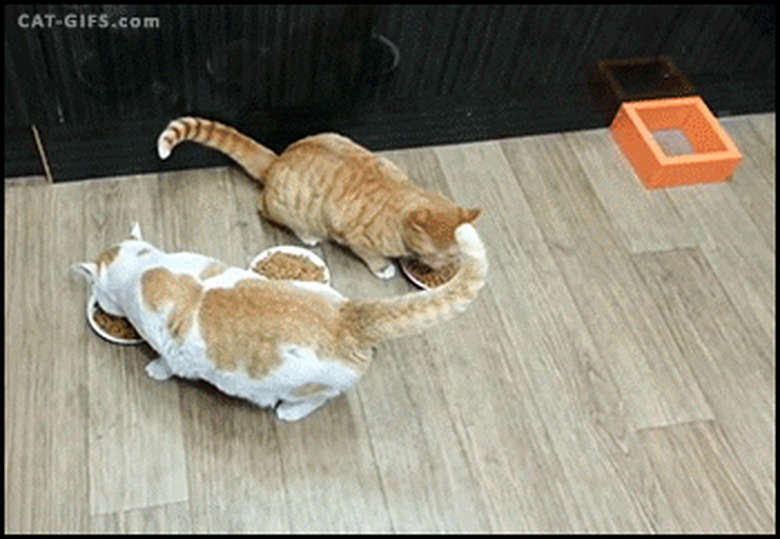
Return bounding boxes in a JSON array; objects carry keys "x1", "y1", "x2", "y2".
[
  {"x1": 86, "y1": 293, "x2": 144, "y2": 345},
  {"x1": 400, "y1": 257, "x2": 459, "y2": 290},
  {"x1": 249, "y1": 246, "x2": 330, "y2": 285}
]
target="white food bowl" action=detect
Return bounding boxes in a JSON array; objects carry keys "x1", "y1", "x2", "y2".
[
  {"x1": 249, "y1": 245, "x2": 330, "y2": 285},
  {"x1": 399, "y1": 258, "x2": 458, "y2": 291},
  {"x1": 399, "y1": 258, "x2": 430, "y2": 290},
  {"x1": 86, "y1": 293, "x2": 144, "y2": 345}
]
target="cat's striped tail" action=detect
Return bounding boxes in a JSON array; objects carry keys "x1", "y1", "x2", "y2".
[
  {"x1": 340, "y1": 223, "x2": 488, "y2": 346},
  {"x1": 157, "y1": 117, "x2": 277, "y2": 182}
]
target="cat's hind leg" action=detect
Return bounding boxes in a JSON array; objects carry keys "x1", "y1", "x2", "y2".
[
  {"x1": 275, "y1": 396, "x2": 329, "y2": 422},
  {"x1": 257, "y1": 202, "x2": 321, "y2": 246},
  {"x1": 258, "y1": 193, "x2": 323, "y2": 246}
]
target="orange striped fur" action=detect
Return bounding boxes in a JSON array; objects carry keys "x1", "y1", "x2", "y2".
[{"x1": 158, "y1": 117, "x2": 482, "y2": 279}]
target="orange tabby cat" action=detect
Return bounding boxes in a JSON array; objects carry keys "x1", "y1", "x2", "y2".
[{"x1": 157, "y1": 117, "x2": 481, "y2": 279}]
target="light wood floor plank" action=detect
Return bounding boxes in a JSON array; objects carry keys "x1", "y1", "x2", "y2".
[
  {"x1": 177, "y1": 379, "x2": 291, "y2": 531},
  {"x1": 746, "y1": 113, "x2": 776, "y2": 170},
  {"x1": 498, "y1": 135, "x2": 713, "y2": 430},
  {"x1": 89, "y1": 502, "x2": 194, "y2": 533},
  {"x1": 666, "y1": 182, "x2": 775, "y2": 345},
  {"x1": 273, "y1": 404, "x2": 395, "y2": 532},
  {"x1": 631, "y1": 247, "x2": 776, "y2": 516},
  {"x1": 563, "y1": 128, "x2": 697, "y2": 254},
  {"x1": 423, "y1": 291, "x2": 597, "y2": 532},
  {"x1": 4, "y1": 183, "x2": 46, "y2": 532},
  {"x1": 638, "y1": 421, "x2": 773, "y2": 532},
  {"x1": 5, "y1": 183, "x2": 92, "y2": 532},
  {"x1": 46, "y1": 184, "x2": 95, "y2": 530},
  {"x1": 354, "y1": 336, "x2": 495, "y2": 532},
  {"x1": 82, "y1": 176, "x2": 189, "y2": 515},
  {"x1": 720, "y1": 116, "x2": 776, "y2": 251}
]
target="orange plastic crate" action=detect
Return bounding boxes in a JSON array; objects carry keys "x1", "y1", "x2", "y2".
[{"x1": 610, "y1": 96, "x2": 743, "y2": 188}]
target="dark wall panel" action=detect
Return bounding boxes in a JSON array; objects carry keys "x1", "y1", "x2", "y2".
[{"x1": 4, "y1": 4, "x2": 775, "y2": 181}]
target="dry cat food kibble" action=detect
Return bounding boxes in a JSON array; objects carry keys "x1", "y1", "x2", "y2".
[
  {"x1": 404, "y1": 258, "x2": 458, "y2": 288},
  {"x1": 252, "y1": 252, "x2": 326, "y2": 282},
  {"x1": 93, "y1": 305, "x2": 142, "y2": 341}
]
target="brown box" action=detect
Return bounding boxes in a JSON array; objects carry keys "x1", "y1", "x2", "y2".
[{"x1": 588, "y1": 56, "x2": 697, "y2": 125}]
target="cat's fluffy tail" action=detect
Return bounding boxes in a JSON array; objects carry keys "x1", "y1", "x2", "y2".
[
  {"x1": 157, "y1": 117, "x2": 277, "y2": 182},
  {"x1": 340, "y1": 223, "x2": 487, "y2": 346}
]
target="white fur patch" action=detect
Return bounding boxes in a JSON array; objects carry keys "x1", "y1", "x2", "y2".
[
  {"x1": 163, "y1": 343, "x2": 359, "y2": 413},
  {"x1": 455, "y1": 223, "x2": 487, "y2": 274},
  {"x1": 455, "y1": 224, "x2": 481, "y2": 254},
  {"x1": 158, "y1": 127, "x2": 174, "y2": 159},
  {"x1": 275, "y1": 345, "x2": 358, "y2": 394}
]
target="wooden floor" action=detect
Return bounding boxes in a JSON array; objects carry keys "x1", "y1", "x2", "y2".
[{"x1": 5, "y1": 113, "x2": 775, "y2": 533}]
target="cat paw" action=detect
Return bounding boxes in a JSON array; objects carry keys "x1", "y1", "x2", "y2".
[
  {"x1": 373, "y1": 264, "x2": 396, "y2": 280},
  {"x1": 295, "y1": 233, "x2": 320, "y2": 247},
  {"x1": 145, "y1": 359, "x2": 173, "y2": 381},
  {"x1": 275, "y1": 397, "x2": 327, "y2": 422}
]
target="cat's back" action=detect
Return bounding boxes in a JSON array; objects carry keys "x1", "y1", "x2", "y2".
[
  {"x1": 259, "y1": 131, "x2": 422, "y2": 246},
  {"x1": 286, "y1": 132, "x2": 370, "y2": 158},
  {"x1": 274, "y1": 132, "x2": 409, "y2": 185},
  {"x1": 152, "y1": 274, "x2": 360, "y2": 410},
  {"x1": 197, "y1": 278, "x2": 346, "y2": 370}
]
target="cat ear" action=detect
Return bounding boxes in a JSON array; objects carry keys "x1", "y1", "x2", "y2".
[
  {"x1": 460, "y1": 207, "x2": 482, "y2": 224},
  {"x1": 71, "y1": 262, "x2": 98, "y2": 282},
  {"x1": 130, "y1": 222, "x2": 143, "y2": 241},
  {"x1": 407, "y1": 208, "x2": 432, "y2": 232}
]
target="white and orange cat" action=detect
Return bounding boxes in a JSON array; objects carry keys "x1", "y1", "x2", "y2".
[
  {"x1": 73, "y1": 222, "x2": 487, "y2": 421},
  {"x1": 157, "y1": 117, "x2": 481, "y2": 279}
]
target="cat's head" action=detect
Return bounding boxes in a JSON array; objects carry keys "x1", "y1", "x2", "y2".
[
  {"x1": 72, "y1": 222, "x2": 154, "y2": 316},
  {"x1": 403, "y1": 206, "x2": 482, "y2": 269}
]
